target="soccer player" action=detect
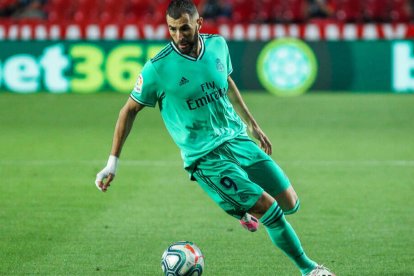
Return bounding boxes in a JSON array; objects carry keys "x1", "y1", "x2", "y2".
[{"x1": 95, "y1": 0, "x2": 335, "y2": 275}]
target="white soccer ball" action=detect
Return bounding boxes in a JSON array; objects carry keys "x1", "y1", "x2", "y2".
[{"x1": 161, "y1": 241, "x2": 204, "y2": 276}]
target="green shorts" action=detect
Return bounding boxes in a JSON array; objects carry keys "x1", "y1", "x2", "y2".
[{"x1": 187, "y1": 136, "x2": 291, "y2": 219}]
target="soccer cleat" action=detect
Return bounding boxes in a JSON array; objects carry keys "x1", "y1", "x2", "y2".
[
  {"x1": 304, "y1": 265, "x2": 335, "y2": 276},
  {"x1": 239, "y1": 213, "x2": 259, "y2": 232}
]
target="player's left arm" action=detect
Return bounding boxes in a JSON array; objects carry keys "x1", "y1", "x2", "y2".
[{"x1": 227, "y1": 76, "x2": 272, "y2": 155}]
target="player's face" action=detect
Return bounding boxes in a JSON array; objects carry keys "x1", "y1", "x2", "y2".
[{"x1": 167, "y1": 13, "x2": 202, "y2": 57}]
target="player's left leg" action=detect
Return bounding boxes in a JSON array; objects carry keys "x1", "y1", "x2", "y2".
[
  {"x1": 240, "y1": 180, "x2": 300, "y2": 231},
  {"x1": 245, "y1": 160, "x2": 300, "y2": 215},
  {"x1": 248, "y1": 192, "x2": 319, "y2": 275},
  {"x1": 227, "y1": 136, "x2": 301, "y2": 215},
  {"x1": 274, "y1": 185, "x2": 300, "y2": 215}
]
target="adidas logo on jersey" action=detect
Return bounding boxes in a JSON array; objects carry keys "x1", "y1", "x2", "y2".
[{"x1": 179, "y1": 77, "x2": 189, "y2": 86}]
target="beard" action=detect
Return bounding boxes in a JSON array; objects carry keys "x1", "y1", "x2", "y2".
[{"x1": 175, "y1": 31, "x2": 199, "y2": 56}]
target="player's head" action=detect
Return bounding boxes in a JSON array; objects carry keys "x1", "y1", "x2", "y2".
[{"x1": 166, "y1": 0, "x2": 203, "y2": 56}]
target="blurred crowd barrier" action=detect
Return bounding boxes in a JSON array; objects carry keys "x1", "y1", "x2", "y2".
[
  {"x1": 0, "y1": 0, "x2": 413, "y2": 40},
  {"x1": 1, "y1": 0, "x2": 413, "y2": 24},
  {"x1": 1, "y1": 0, "x2": 414, "y2": 95},
  {"x1": 1, "y1": 22, "x2": 413, "y2": 40}
]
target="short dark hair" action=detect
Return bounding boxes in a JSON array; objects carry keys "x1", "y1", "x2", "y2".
[{"x1": 167, "y1": 0, "x2": 198, "y2": 19}]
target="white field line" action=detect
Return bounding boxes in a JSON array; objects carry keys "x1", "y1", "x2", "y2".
[
  {"x1": 0, "y1": 160, "x2": 414, "y2": 167},
  {"x1": 0, "y1": 160, "x2": 179, "y2": 167},
  {"x1": 283, "y1": 160, "x2": 414, "y2": 167}
]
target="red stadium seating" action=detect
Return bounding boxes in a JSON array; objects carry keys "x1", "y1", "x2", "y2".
[
  {"x1": 333, "y1": 0, "x2": 362, "y2": 22},
  {"x1": 232, "y1": 0, "x2": 256, "y2": 23},
  {"x1": 389, "y1": 0, "x2": 411, "y2": 22},
  {"x1": 362, "y1": 0, "x2": 387, "y2": 22},
  {"x1": 44, "y1": 0, "x2": 74, "y2": 22},
  {"x1": 282, "y1": 0, "x2": 306, "y2": 22},
  {"x1": 0, "y1": 0, "x2": 16, "y2": 9},
  {"x1": 2, "y1": 0, "x2": 413, "y2": 25},
  {"x1": 100, "y1": 0, "x2": 126, "y2": 23}
]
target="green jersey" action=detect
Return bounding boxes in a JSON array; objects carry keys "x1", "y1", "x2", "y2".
[{"x1": 130, "y1": 34, "x2": 247, "y2": 168}]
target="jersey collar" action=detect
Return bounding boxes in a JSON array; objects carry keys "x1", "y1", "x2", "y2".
[{"x1": 170, "y1": 35, "x2": 205, "y2": 61}]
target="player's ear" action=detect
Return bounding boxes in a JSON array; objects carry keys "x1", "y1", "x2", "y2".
[{"x1": 196, "y1": 17, "x2": 203, "y2": 31}]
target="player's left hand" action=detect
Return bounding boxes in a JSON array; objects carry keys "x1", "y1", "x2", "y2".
[{"x1": 251, "y1": 125, "x2": 272, "y2": 155}]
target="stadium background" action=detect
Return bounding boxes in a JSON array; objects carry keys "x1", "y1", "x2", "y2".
[
  {"x1": 1, "y1": 1, "x2": 414, "y2": 275},
  {"x1": 1, "y1": 0, "x2": 414, "y2": 95}
]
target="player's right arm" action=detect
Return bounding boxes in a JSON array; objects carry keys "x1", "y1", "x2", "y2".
[
  {"x1": 96, "y1": 59, "x2": 160, "y2": 192},
  {"x1": 95, "y1": 98, "x2": 145, "y2": 192}
]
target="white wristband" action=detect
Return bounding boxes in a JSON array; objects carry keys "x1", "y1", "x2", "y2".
[{"x1": 107, "y1": 155, "x2": 119, "y2": 175}]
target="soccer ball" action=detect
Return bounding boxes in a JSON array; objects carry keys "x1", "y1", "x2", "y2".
[{"x1": 161, "y1": 241, "x2": 204, "y2": 276}]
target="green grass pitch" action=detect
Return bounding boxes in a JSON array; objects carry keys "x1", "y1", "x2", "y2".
[{"x1": 0, "y1": 92, "x2": 413, "y2": 275}]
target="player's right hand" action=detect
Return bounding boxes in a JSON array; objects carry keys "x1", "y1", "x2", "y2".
[
  {"x1": 95, "y1": 169, "x2": 115, "y2": 192},
  {"x1": 95, "y1": 155, "x2": 118, "y2": 192}
]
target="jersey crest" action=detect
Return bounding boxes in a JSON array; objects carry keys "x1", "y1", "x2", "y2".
[{"x1": 216, "y1": 58, "x2": 225, "y2": 72}]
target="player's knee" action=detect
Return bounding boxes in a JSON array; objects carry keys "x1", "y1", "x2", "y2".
[
  {"x1": 274, "y1": 186, "x2": 300, "y2": 215},
  {"x1": 283, "y1": 198, "x2": 300, "y2": 215},
  {"x1": 248, "y1": 192, "x2": 275, "y2": 219}
]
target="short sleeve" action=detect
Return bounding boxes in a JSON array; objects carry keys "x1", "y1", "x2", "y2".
[
  {"x1": 223, "y1": 38, "x2": 233, "y2": 76},
  {"x1": 130, "y1": 61, "x2": 160, "y2": 107}
]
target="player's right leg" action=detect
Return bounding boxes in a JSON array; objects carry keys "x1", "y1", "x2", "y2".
[
  {"x1": 249, "y1": 192, "x2": 335, "y2": 275},
  {"x1": 239, "y1": 212, "x2": 259, "y2": 232}
]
